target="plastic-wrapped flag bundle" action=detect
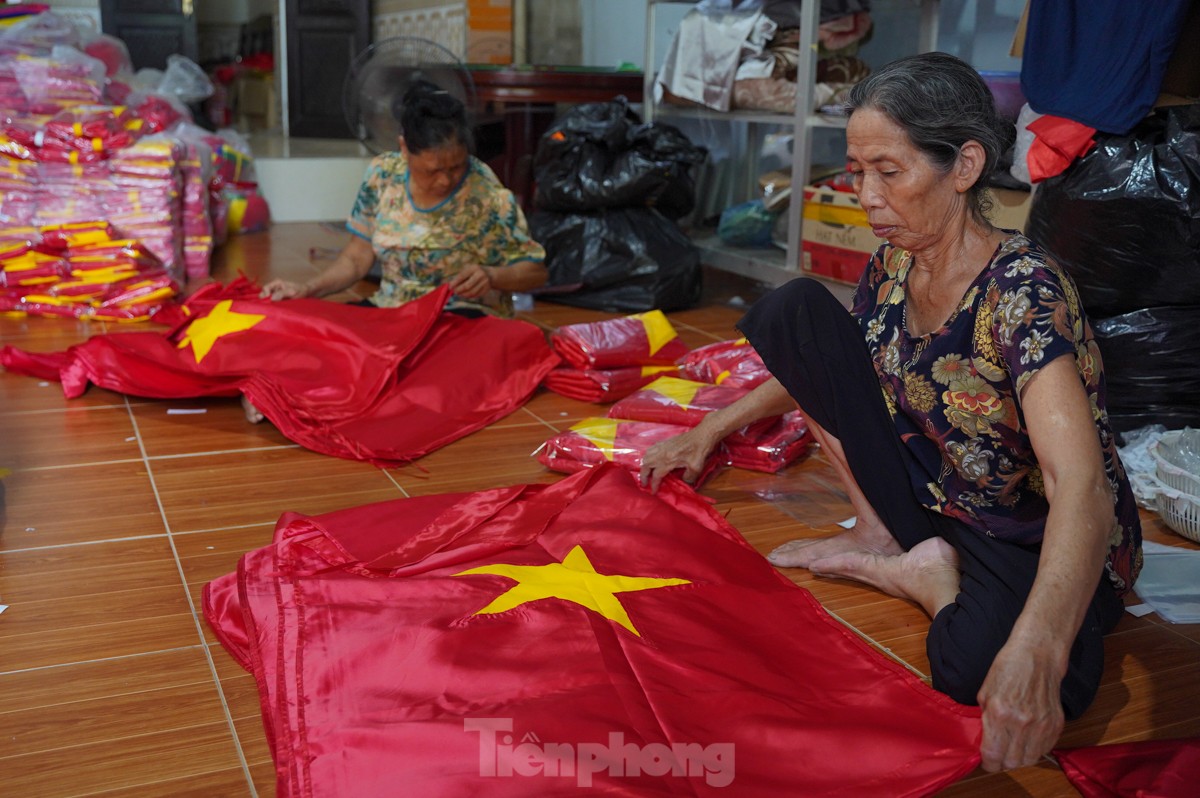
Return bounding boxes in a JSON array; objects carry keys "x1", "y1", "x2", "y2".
[
  {"x1": 607, "y1": 375, "x2": 752, "y2": 428},
  {"x1": 538, "y1": 417, "x2": 723, "y2": 487},
  {"x1": 0, "y1": 221, "x2": 179, "y2": 321},
  {"x1": 541, "y1": 364, "x2": 680, "y2": 403},
  {"x1": 550, "y1": 309, "x2": 690, "y2": 370},
  {"x1": 676, "y1": 336, "x2": 771, "y2": 389},
  {"x1": 721, "y1": 410, "x2": 813, "y2": 473}
]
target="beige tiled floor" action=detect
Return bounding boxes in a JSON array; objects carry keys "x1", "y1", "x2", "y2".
[{"x1": 1, "y1": 222, "x2": 1198, "y2": 796}]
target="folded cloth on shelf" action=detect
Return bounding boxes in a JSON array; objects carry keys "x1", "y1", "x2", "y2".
[
  {"x1": 0, "y1": 282, "x2": 560, "y2": 465},
  {"x1": 539, "y1": 417, "x2": 722, "y2": 487},
  {"x1": 550, "y1": 309, "x2": 690, "y2": 371},
  {"x1": 541, "y1": 364, "x2": 680, "y2": 403},
  {"x1": 203, "y1": 464, "x2": 983, "y2": 797}
]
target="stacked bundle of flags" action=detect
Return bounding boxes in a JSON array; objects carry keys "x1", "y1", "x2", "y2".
[
  {"x1": 538, "y1": 417, "x2": 723, "y2": 487},
  {"x1": 676, "y1": 336, "x2": 772, "y2": 389},
  {"x1": 0, "y1": 220, "x2": 177, "y2": 320},
  {"x1": 542, "y1": 310, "x2": 686, "y2": 402}
]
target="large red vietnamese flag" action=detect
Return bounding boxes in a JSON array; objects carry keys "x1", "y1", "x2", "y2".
[
  {"x1": 203, "y1": 464, "x2": 982, "y2": 797},
  {"x1": 0, "y1": 283, "x2": 559, "y2": 464}
]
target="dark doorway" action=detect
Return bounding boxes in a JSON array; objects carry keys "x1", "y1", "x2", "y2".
[
  {"x1": 285, "y1": 0, "x2": 370, "y2": 138},
  {"x1": 99, "y1": 0, "x2": 198, "y2": 72}
]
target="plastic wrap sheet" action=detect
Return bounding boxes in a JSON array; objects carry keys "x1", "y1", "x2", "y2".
[
  {"x1": 539, "y1": 417, "x2": 722, "y2": 487},
  {"x1": 1026, "y1": 105, "x2": 1200, "y2": 318},
  {"x1": 541, "y1": 364, "x2": 680, "y2": 403},
  {"x1": 550, "y1": 309, "x2": 690, "y2": 371},
  {"x1": 676, "y1": 336, "x2": 772, "y2": 389},
  {"x1": 1093, "y1": 305, "x2": 1200, "y2": 432},
  {"x1": 607, "y1": 376, "x2": 750, "y2": 427},
  {"x1": 721, "y1": 410, "x2": 813, "y2": 473}
]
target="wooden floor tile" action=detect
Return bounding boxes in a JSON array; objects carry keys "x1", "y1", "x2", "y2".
[
  {"x1": 387, "y1": 422, "x2": 562, "y2": 496},
  {"x1": 131, "y1": 397, "x2": 294, "y2": 458},
  {"x1": 0, "y1": 405, "x2": 140, "y2": 470},
  {"x1": 0, "y1": 536, "x2": 179, "y2": 602},
  {"x1": 0, "y1": 461, "x2": 166, "y2": 550},
  {"x1": 82, "y1": 768, "x2": 255, "y2": 798},
  {"x1": 148, "y1": 447, "x2": 403, "y2": 532},
  {"x1": 0, "y1": 369, "x2": 133, "y2": 413}
]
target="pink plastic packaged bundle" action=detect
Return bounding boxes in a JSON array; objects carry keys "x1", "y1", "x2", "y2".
[
  {"x1": 720, "y1": 410, "x2": 813, "y2": 473},
  {"x1": 41, "y1": 104, "x2": 141, "y2": 156},
  {"x1": 550, "y1": 309, "x2": 690, "y2": 370},
  {"x1": 541, "y1": 364, "x2": 680, "y2": 403},
  {"x1": 607, "y1": 376, "x2": 753, "y2": 428},
  {"x1": 538, "y1": 417, "x2": 721, "y2": 487},
  {"x1": 676, "y1": 337, "x2": 772, "y2": 389}
]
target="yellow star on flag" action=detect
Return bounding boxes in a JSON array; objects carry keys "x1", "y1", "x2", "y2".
[
  {"x1": 569, "y1": 418, "x2": 619, "y2": 460},
  {"x1": 176, "y1": 300, "x2": 265, "y2": 363},
  {"x1": 454, "y1": 544, "x2": 690, "y2": 636},
  {"x1": 634, "y1": 310, "x2": 677, "y2": 356},
  {"x1": 645, "y1": 376, "x2": 705, "y2": 408}
]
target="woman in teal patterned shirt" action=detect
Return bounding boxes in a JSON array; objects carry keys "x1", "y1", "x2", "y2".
[
  {"x1": 641, "y1": 53, "x2": 1141, "y2": 775},
  {"x1": 261, "y1": 80, "x2": 547, "y2": 317}
]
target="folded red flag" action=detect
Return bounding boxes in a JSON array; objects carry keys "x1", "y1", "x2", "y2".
[
  {"x1": 607, "y1": 375, "x2": 752, "y2": 427},
  {"x1": 0, "y1": 285, "x2": 560, "y2": 464},
  {"x1": 676, "y1": 337, "x2": 772, "y2": 389},
  {"x1": 1053, "y1": 737, "x2": 1200, "y2": 798},
  {"x1": 539, "y1": 417, "x2": 723, "y2": 487},
  {"x1": 203, "y1": 465, "x2": 982, "y2": 797},
  {"x1": 550, "y1": 309, "x2": 690, "y2": 370},
  {"x1": 721, "y1": 410, "x2": 813, "y2": 473},
  {"x1": 1026, "y1": 114, "x2": 1097, "y2": 183},
  {"x1": 542, "y1": 364, "x2": 680, "y2": 403}
]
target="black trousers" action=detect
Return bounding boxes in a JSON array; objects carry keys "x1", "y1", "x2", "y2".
[{"x1": 738, "y1": 278, "x2": 1123, "y2": 718}]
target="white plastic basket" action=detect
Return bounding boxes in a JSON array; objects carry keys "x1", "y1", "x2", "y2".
[
  {"x1": 1133, "y1": 471, "x2": 1200, "y2": 544},
  {"x1": 1149, "y1": 429, "x2": 1200, "y2": 499}
]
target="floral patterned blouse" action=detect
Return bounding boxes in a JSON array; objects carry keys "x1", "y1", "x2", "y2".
[
  {"x1": 347, "y1": 152, "x2": 545, "y2": 316},
  {"x1": 851, "y1": 233, "x2": 1141, "y2": 596}
]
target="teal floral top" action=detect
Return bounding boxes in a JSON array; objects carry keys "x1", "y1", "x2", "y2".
[
  {"x1": 852, "y1": 233, "x2": 1141, "y2": 596},
  {"x1": 347, "y1": 152, "x2": 544, "y2": 316}
]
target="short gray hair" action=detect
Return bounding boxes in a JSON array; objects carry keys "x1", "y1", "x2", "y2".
[{"x1": 845, "y1": 52, "x2": 1013, "y2": 225}]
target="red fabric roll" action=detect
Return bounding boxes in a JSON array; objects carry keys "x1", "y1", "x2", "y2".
[
  {"x1": 607, "y1": 376, "x2": 751, "y2": 427},
  {"x1": 676, "y1": 337, "x2": 772, "y2": 389},
  {"x1": 539, "y1": 417, "x2": 722, "y2": 487},
  {"x1": 721, "y1": 411, "x2": 813, "y2": 473},
  {"x1": 551, "y1": 309, "x2": 690, "y2": 370},
  {"x1": 541, "y1": 364, "x2": 680, "y2": 403}
]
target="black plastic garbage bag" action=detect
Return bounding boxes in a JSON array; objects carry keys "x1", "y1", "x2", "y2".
[
  {"x1": 529, "y1": 207, "x2": 702, "y2": 312},
  {"x1": 1093, "y1": 304, "x2": 1200, "y2": 432},
  {"x1": 1026, "y1": 104, "x2": 1200, "y2": 318},
  {"x1": 533, "y1": 97, "x2": 707, "y2": 220}
]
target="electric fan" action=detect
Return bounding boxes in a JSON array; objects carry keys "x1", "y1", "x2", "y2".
[{"x1": 342, "y1": 37, "x2": 477, "y2": 155}]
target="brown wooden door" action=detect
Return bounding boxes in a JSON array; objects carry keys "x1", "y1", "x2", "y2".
[
  {"x1": 99, "y1": 0, "x2": 198, "y2": 72},
  {"x1": 285, "y1": 0, "x2": 370, "y2": 138}
]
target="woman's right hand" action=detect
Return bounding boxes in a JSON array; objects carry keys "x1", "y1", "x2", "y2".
[
  {"x1": 259, "y1": 279, "x2": 310, "y2": 301},
  {"x1": 640, "y1": 426, "x2": 721, "y2": 494}
]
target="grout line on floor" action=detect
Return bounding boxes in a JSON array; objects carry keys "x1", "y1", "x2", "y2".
[
  {"x1": 0, "y1": 645, "x2": 205, "y2": 678},
  {"x1": 381, "y1": 467, "x2": 412, "y2": 497},
  {"x1": 0, "y1": 531, "x2": 172, "y2": 555},
  {"x1": 122, "y1": 396, "x2": 260, "y2": 798}
]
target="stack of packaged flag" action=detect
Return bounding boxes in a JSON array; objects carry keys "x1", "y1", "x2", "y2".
[
  {"x1": 676, "y1": 336, "x2": 772, "y2": 389},
  {"x1": 0, "y1": 220, "x2": 178, "y2": 320},
  {"x1": 542, "y1": 309, "x2": 688, "y2": 402}
]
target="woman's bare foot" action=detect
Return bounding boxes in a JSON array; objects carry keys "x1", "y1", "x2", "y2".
[
  {"x1": 241, "y1": 394, "x2": 265, "y2": 424},
  {"x1": 808, "y1": 536, "x2": 961, "y2": 618},
  {"x1": 768, "y1": 519, "x2": 903, "y2": 568}
]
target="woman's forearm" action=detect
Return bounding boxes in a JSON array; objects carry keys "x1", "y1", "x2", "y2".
[
  {"x1": 482, "y1": 260, "x2": 549, "y2": 293},
  {"x1": 305, "y1": 237, "x2": 376, "y2": 297},
  {"x1": 697, "y1": 377, "x2": 798, "y2": 441}
]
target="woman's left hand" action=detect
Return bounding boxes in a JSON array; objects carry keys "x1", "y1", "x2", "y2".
[{"x1": 447, "y1": 264, "x2": 493, "y2": 299}]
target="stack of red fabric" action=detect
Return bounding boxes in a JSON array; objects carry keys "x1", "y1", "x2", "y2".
[
  {"x1": 722, "y1": 410, "x2": 813, "y2": 473},
  {"x1": 538, "y1": 417, "x2": 722, "y2": 487},
  {"x1": 543, "y1": 310, "x2": 690, "y2": 402},
  {"x1": 608, "y1": 376, "x2": 753, "y2": 428},
  {"x1": 676, "y1": 337, "x2": 772, "y2": 389}
]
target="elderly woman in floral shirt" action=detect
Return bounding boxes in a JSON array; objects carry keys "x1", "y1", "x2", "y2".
[
  {"x1": 641, "y1": 53, "x2": 1140, "y2": 775},
  {"x1": 261, "y1": 80, "x2": 546, "y2": 317}
]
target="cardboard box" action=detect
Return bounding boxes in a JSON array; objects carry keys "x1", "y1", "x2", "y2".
[
  {"x1": 232, "y1": 71, "x2": 278, "y2": 131},
  {"x1": 800, "y1": 186, "x2": 878, "y2": 285},
  {"x1": 988, "y1": 187, "x2": 1033, "y2": 232}
]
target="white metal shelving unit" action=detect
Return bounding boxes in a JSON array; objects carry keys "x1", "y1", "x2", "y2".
[{"x1": 643, "y1": 0, "x2": 940, "y2": 287}]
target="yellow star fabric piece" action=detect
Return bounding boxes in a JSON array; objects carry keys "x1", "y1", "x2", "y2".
[
  {"x1": 177, "y1": 300, "x2": 265, "y2": 363},
  {"x1": 570, "y1": 418, "x2": 619, "y2": 460},
  {"x1": 634, "y1": 310, "x2": 677, "y2": 356},
  {"x1": 455, "y1": 545, "x2": 690, "y2": 636}
]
